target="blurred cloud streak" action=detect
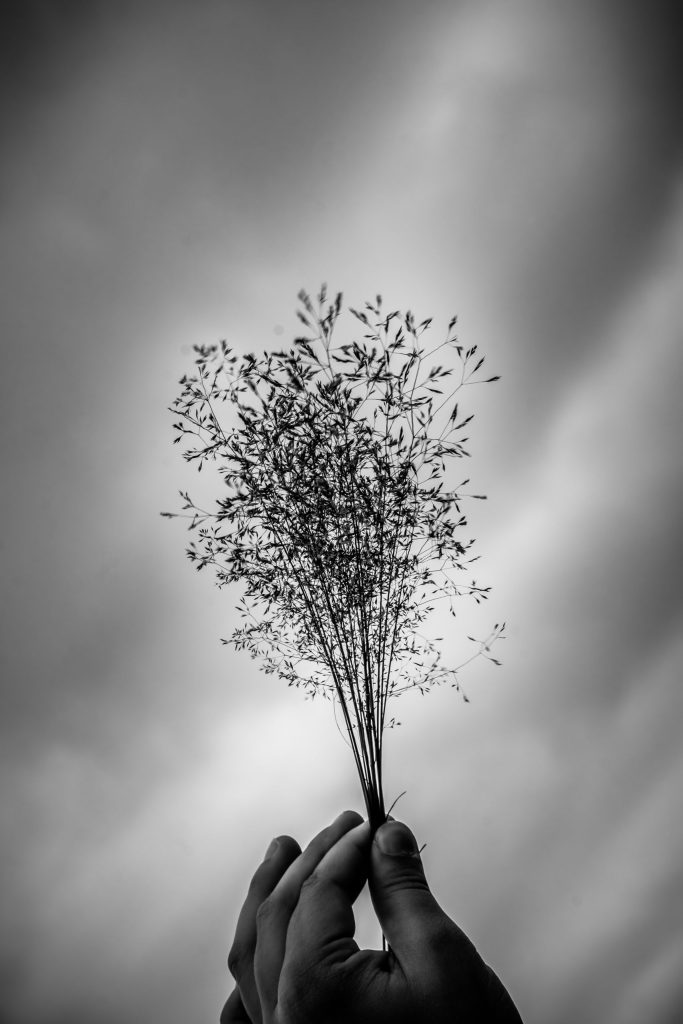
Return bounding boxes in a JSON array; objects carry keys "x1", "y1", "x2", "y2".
[{"x1": 1, "y1": 2, "x2": 681, "y2": 1022}]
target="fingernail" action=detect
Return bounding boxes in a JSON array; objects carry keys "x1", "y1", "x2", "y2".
[
  {"x1": 375, "y1": 821, "x2": 419, "y2": 857},
  {"x1": 264, "y1": 838, "x2": 279, "y2": 860}
]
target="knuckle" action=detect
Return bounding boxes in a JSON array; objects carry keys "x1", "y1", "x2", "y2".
[
  {"x1": 432, "y1": 918, "x2": 474, "y2": 962},
  {"x1": 300, "y1": 870, "x2": 325, "y2": 897},
  {"x1": 255, "y1": 893, "x2": 279, "y2": 928},
  {"x1": 381, "y1": 865, "x2": 430, "y2": 897},
  {"x1": 226, "y1": 942, "x2": 244, "y2": 980},
  {"x1": 219, "y1": 989, "x2": 243, "y2": 1024}
]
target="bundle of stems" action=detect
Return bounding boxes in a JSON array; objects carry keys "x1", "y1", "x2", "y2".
[{"x1": 164, "y1": 287, "x2": 503, "y2": 830}]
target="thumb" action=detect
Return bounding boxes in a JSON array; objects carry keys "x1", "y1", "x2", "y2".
[{"x1": 370, "y1": 821, "x2": 474, "y2": 974}]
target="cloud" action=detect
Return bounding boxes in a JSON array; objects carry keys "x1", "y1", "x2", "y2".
[{"x1": 1, "y1": 2, "x2": 682, "y2": 1022}]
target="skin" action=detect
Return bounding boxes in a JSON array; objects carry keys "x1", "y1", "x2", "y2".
[{"x1": 222, "y1": 810, "x2": 524, "y2": 1024}]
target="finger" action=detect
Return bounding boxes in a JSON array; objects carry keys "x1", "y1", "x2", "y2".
[
  {"x1": 253, "y1": 809, "x2": 362, "y2": 1020},
  {"x1": 228, "y1": 835, "x2": 301, "y2": 1024},
  {"x1": 370, "y1": 820, "x2": 478, "y2": 980},
  {"x1": 220, "y1": 985, "x2": 252, "y2": 1023},
  {"x1": 286, "y1": 818, "x2": 372, "y2": 963}
]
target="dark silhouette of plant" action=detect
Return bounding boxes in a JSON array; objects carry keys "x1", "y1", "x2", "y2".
[{"x1": 164, "y1": 286, "x2": 503, "y2": 829}]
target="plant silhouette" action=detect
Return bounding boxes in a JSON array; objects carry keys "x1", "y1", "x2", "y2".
[{"x1": 164, "y1": 287, "x2": 503, "y2": 828}]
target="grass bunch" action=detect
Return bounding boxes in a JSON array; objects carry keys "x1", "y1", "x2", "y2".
[{"x1": 164, "y1": 286, "x2": 503, "y2": 830}]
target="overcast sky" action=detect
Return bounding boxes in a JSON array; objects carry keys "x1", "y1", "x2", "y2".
[{"x1": 1, "y1": 2, "x2": 682, "y2": 1022}]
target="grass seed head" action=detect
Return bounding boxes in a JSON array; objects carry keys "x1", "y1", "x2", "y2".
[{"x1": 164, "y1": 287, "x2": 503, "y2": 828}]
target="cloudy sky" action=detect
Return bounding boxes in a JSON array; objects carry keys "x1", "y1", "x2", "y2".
[{"x1": 1, "y1": 1, "x2": 682, "y2": 1022}]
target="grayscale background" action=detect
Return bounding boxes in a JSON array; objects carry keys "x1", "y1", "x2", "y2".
[{"x1": 1, "y1": 2, "x2": 681, "y2": 1022}]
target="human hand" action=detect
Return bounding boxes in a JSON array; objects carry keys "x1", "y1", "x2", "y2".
[{"x1": 221, "y1": 810, "x2": 523, "y2": 1023}]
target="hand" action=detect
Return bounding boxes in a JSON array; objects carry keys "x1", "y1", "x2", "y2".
[{"x1": 221, "y1": 810, "x2": 523, "y2": 1023}]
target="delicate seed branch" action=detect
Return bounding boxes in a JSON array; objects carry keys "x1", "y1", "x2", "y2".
[{"x1": 164, "y1": 286, "x2": 504, "y2": 829}]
